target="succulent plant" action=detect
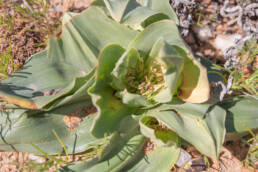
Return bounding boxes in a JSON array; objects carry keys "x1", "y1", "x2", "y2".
[{"x1": 0, "y1": 0, "x2": 257, "y2": 171}]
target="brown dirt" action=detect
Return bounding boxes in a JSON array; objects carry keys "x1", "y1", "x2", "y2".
[
  {"x1": 0, "y1": 0, "x2": 60, "y2": 68},
  {"x1": 63, "y1": 106, "x2": 96, "y2": 130},
  {"x1": 143, "y1": 139, "x2": 155, "y2": 155},
  {"x1": 0, "y1": 0, "x2": 91, "y2": 69},
  {"x1": 184, "y1": 0, "x2": 244, "y2": 63},
  {"x1": 0, "y1": 152, "x2": 30, "y2": 171}
]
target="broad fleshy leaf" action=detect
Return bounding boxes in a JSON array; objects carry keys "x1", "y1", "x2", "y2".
[
  {"x1": 61, "y1": 134, "x2": 146, "y2": 172},
  {"x1": 140, "y1": 116, "x2": 179, "y2": 146},
  {"x1": 127, "y1": 145, "x2": 180, "y2": 172},
  {"x1": 0, "y1": 102, "x2": 103, "y2": 154},
  {"x1": 93, "y1": 0, "x2": 178, "y2": 30},
  {"x1": 0, "y1": 50, "x2": 85, "y2": 109},
  {"x1": 148, "y1": 40, "x2": 184, "y2": 103},
  {"x1": 197, "y1": 55, "x2": 225, "y2": 104},
  {"x1": 49, "y1": 6, "x2": 137, "y2": 64},
  {"x1": 150, "y1": 98, "x2": 211, "y2": 118},
  {"x1": 220, "y1": 96, "x2": 258, "y2": 133},
  {"x1": 61, "y1": 135, "x2": 179, "y2": 172},
  {"x1": 178, "y1": 52, "x2": 210, "y2": 103},
  {"x1": 89, "y1": 44, "x2": 135, "y2": 138},
  {"x1": 139, "y1": 0, "x2": 178, "y2": 24},
  {"x1": 143, "y1": 101, "x2": 226, "y2": 158},
  {"x1": 61, "y1": 115, "x2": 145, "y2": 171},
  {"x1": 44, "y1": 70, "x2": 95, "y2": 110},
  {"x1": 61, "y1": 115, "x2": 180, "y2": 172}
]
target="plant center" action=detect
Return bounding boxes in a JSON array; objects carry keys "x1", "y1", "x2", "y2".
[{"x1": 125, "y1": 58, "x2": 166, "y2": 100}]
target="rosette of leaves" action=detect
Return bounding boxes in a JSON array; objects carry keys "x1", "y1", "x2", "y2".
[{"x1": 0, "y1": 0, "x2": 257, "y2": 171}]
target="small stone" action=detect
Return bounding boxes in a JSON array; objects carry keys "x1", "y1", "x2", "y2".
[
  {"x1": 223, "y1": 17, "x2": 229, "y2": 22},
  {"x1": 28, "y1": 154, "x2": 46, "y2": 163},
  {"x1": 186, "y1": 146, "x2": 201, "y2": 158},
  {"x1": 143, "y1": 140, "x2": 155, "y2": 155},
  {"x1": 203, "y1": 0, "x2": 211, "y2": 5},
  {"x1": 255, "y1": 161, "x2": 258, "y2": 169},
  {"x1": 63, "y1": 115, "x2": 82, "y2": 130},
  {"x1": 213, "y1": 34, "x2": 241, "y2": 53},
  {"x1": 175, "y1": 149, "x2": 192, "y2": 167},
  {"x1": 220, "y1": 147, "x2": 233, "y2": 159},
  {"x1": 192, "y1": 25, "x2": 212, "y2": 41},
  {"x1": 188, "y1": 157, "x2": 207, "y2": 172},
  {"x1": 185, "y1": 33, "x2": 195, "y2": 44},
  {"x1": 204, "y1": 49, "x2": 214, "y2": 56},
  {"x1": 216, "y1": 24, "x2": 223, "y2": 31}
]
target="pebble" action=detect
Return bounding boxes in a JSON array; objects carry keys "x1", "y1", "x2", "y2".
[
  {"x1": 28, "y1": 154, "x2": 46, "y2": 163},
  {"x1": 175, "y1": 149, "x2": 192, "y2": 167},
  {"x1": 203, "y1": 0, "x2": 211, "y2": 5},
  {"x1": 185, "y1": 33, "x2": 195, "y2": 44},
  {"x1": 216, "y1": 24, "x2": 224, "y2": 31},
  {"x1": 192, "y1": 25, "x2": 212, "y2": 41},
  {"x1": 50, "y1": 0, "x2": 92, "y2": 12},
  {"x1": 213, "y1": 34, "x2": 241, "y2": 53},
  {"x1": 204, "y1": 49, "x2": 215, "y2": 56},
  {"x1": 188, "y1": 157, "x2": 207, "y2": 172}
]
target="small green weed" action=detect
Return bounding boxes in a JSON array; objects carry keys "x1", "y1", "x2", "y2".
[
  {"x1": 231, "y1": 37, "x2": 258, "y2": 95},
  {"x1": 242, "y1": 128, "x2": 258, "y2": 170},
  {"x1": 10, "y1": 0, "x2": 62, "y2": 39},
  {"x1": 0, "y1": 0, "x2": 62, "y2": 79},
  {"x1": 0, "y1": 41, "x2": 13, "y2": 79},
  {"x1": 196, "y1": 12, "x2": 204, "y2": 27},
  {"x1": 23, "y1": 130, "x2": 71, "y2": 171},
  {"x1": 214, "y1": 37, "x2": 258, "y2": 96},
  {"x1": 22, "y1": 130, "x2": 109, "y2": 171}
]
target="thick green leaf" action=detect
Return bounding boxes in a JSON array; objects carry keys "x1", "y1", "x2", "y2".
[
  {"x1": 61, "y1": 134, "x2": 146, "y2": 172},
  {"x1": 61, "y1": 136, "x2": 179, "y2": 172},
  {"x1": 148, "y1": 40, "x2": 184, "y2": 103},
  {"x1": 140, "y1": 116, "x2": 179, "y2": 146},
  {"x1": 144, "y1": 102, "x2": 226, "y2": 158},
  {"x1": 61, "y1": 115, "x2": 180, "y2": 172},
  {"x1": 0, "y1": 102, "x2": 103, "y2": 154},
  {"x1": 113, "y1": 90, "x2": 151, "y2": 108},
  {"x1": 89, "y1": 44, "x2": 134, "y2": 138},
  {"x1": 61, "y1": 115, "x2": 145, "y2": 171},
  {"x1": 110, "y1": 48, "x2": 151, "y2": 107},
  {"x1": 127, "y1": 145, "x2": 180, "y2": 172},
  {"x1": 123, "y1": 8, "x2": 168, "y2": 30},
  {"x1": 178, "y1": 51, "x2": 210, "y2": 103},
  {"x1": 220, "y1": 96, "x2": 258, "y2": 133},
  {"x1": 111, "y1": 48, "x2": 142, "y2": 91},
  {"x1": 44, "y1": 69, "x2": 95, "y2": 110},
  {"x1": 150, "y1": 98, "x2": 211, "y2": 118},
  {"x1": 129, "y1": 20, "x2": 184, "y2": 54},
  {"x1": 103, "y1": 0, "x2": 131, "y2": 22},
  {"x1": 138, "y1": 0, "x2": 179, "y2": 24},
  {"x1": 197, "y1": 55, "x2": 225, "y2": 104},
  {"x1": 49, "y1": 6, "x2": 137, "y2": 65},
  {"x1": 98, "y1": 0, "x2": 177, "y2": 30},
  {"x1": 90, "y1": 0, "x2": 110, "y2": 15},
  {"x1": 0, "y1": 50, "x2": 84, "y2": 109}
]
